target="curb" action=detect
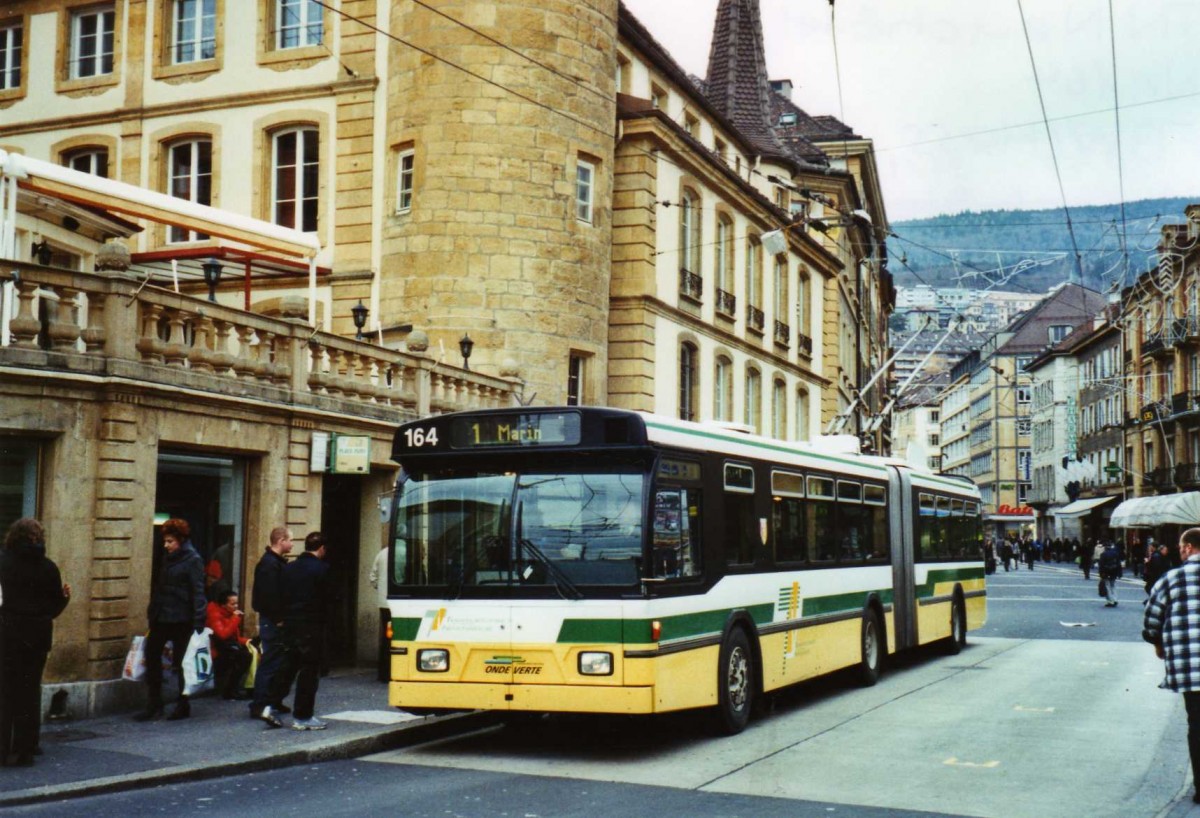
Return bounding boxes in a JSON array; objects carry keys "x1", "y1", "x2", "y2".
[{"x1": 0, "y1": 710, "x2": 497, "y2": 808}]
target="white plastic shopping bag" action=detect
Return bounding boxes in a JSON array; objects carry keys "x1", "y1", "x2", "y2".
[
  {"x1": 122, "y1": 635, "x2": 146, "y2": 681},
  {"x1": 182, "y1": 627, "x2": 215, "y2": 696}
]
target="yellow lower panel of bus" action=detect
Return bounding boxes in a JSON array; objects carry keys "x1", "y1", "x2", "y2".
[
  {"x1": 966, "y1": 594, "x2": 987, "y2": 631},
  {"x1": 758, "y1": 616, "x2": 874, "y2": 692},
  {"x1": 916, "y1": 600, "x2": 952, "y2": 645},
  {"x1": 390, "y1": 680, "x2": 655, "y2": 714}
]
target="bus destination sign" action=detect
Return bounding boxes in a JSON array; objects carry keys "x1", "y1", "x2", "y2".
[{"x1": 449, "y1": 412, "x2": 581, "y2": 449}]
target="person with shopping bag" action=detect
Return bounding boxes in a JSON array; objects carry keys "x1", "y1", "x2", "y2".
[
  {"x1": 0, "y1": 518, "x2": 70, "y2": 767},
  {"x1": 206, "y1": 590, "x2": 252, "y2": 700},
  {"x1": 135, "y1": 518, "x2": 206, "y2": 722}
]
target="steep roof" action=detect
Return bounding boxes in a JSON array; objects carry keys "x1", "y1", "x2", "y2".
[
  {"x1": 997, "y1": 283, "x2": 1107, "y2": 355},
  {"x1": 703, "y1": 0, "x2": 796, "y2": 164}
]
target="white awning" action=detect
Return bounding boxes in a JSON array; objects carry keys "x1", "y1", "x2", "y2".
[
  {"x1": 1109, "y1": 492, "x2": 1200, "y2": 528},
  {"x1": 1052, "y1": 496, "x2": 1118, "y2": 518}
]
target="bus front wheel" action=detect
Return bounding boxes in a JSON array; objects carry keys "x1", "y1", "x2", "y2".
[
  {"x1": 712, "y1": 628, "x2": 754, "y2": 735},
  {"x1": 858, "y1": 610, "x2": 883, "y2": 687}
]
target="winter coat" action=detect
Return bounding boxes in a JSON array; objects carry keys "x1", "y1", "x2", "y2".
[
  {"x1": 281, "y1": 552, "x2": 333, "y2": 625},
  {"x1": 205, "y1": 601, "x2": 246, "y2": 657},
  {"x1": 252, "y1": 548, "x2": 289, "y2": 623},
  {"x1": 1099, "y1": 544, "x2": 1124, "y2": 580},
  {"x1": 0, "y1": 539, "x2": 68, "y2": 655},
  {"x1": 147, "y1": 542, "x2": 206, "y2": 628}
]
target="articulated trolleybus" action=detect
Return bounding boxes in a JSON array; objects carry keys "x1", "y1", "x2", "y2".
[{"x1": 385, "y1": 406, "x2": 985, "y2": 734}]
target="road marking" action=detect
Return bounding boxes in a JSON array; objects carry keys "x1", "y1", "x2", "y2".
[
  {"x1": 943, "y1": 757, "x2": 1001, "y2": 769},
  {"x1": 1013, "y1": 705, "x2": 1055, "y2": 713},
  {"x1": 991, "y1": 598, "x2": 1123, "y2": 602},
  {"x1": 323, "y1": 710, "x2": 423, "y2": 725},
  {"x1": 1059, "y1": 621, "x2": 1096, "y2": 627},
  {"x1": 1078, "y1": 661, "x2": 1111, "y2": 667}
]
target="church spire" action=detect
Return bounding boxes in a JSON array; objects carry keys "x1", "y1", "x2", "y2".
[{"x1": 704, "y1": 0, "x2": 790, "y2": 161}]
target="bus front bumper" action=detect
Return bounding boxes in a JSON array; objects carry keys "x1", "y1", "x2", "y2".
[{"x1": 390, "y1": 681, "x2": 655, "y2": 715}]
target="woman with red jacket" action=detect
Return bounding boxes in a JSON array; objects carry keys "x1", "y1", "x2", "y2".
[{"x1": 206, "y1": 590, "x2": 252, "y2": 700}]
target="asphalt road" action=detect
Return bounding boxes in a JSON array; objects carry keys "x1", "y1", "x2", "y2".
[{"x1": 13, "y1": 565, "x2": 1196, "y2": 818}]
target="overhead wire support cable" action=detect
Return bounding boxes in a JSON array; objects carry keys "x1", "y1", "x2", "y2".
[
  {"x1": 1016, "y1": 0, "x2": 1085, "y2": 285},
  {"x1": 1108, "y1": 0, "x2": 1131, "y2": 289}
]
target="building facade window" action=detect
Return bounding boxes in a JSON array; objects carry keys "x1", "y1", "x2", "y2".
[
  {"x1": 272, "y1": 127, "x2": 318, "y2": 232},
  {"x1": 745, "y1": 236, "x2": 762, "y2": 328},
  {"x1": 715, "y1": 215, "x2": 732, "y2": 299},
  {"x1": 0, "y1": 21, "x2": 22, "y2": 91},
  {"x1": 172, "y1": 0, "x2": 216, "y2": 63},
  {"x1": 795, "y1": 387, "x2": 809, "y2": 441},
  {"x1": 679, "y1": 187, "x2": 700, "y2": 274},
  {"x1": 567, "y1": 353, "x2": 584, "y2": 406},
  {"x1": 714, "y1": 356, "x2": 732, "y2": 421},
  {"x1": 276, "y1": 0, "x2": 323, "y2": 49},
  {"x1": 63, "y1": 147, "x2": 109, "y2": 178},
  {"x1": 70, "y1": 5, "x2": 116, "y2": 79},
  {"x1": 575, "y1": 158, "x2": 594, "y2": 224},
  {"x1": 679, "y1": 342, "x2": 698, "y2": 422},
  {"x1": 772, "y1": 379, "x2": 786, "y2": 439},
  {"x1": 395, "y1": 148, "x2": 414, "y2": 214},
  {"x1": 745, "y1": 368, "x2": 761, "y2": 434},
  {"x1": 0, "y1": 440, "x2": 40, "y2": 535},
  {"x1": 167, "y1": 138, "x2": 212, "y2": 243}
]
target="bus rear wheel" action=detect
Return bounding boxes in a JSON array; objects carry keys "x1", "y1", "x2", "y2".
[
  {"x1": 712, "y1": 628, "x2": 754, "y2": 735},
  {"x1": 858, "y1": 610, "x2": 883, "y2": 687},
  {"x1": 946, "y1": 596, "x2": 967, "y2": 655}
]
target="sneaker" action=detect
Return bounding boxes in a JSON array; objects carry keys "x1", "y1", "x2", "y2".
[
  {"x1": 260, "y1": 706, "x2": 283, "y2": 729},
  {"x1": 291, "y1": 717, "x2": 327, "y2": 731}
]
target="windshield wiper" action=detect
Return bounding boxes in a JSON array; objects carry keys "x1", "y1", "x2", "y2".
[{"x1": 519, "y1": 538, "x2": 582, "y2": 600}]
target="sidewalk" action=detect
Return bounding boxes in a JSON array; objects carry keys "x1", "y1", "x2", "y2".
[{"x1": 0, "y1": 670, "x2": 488, "y2": 808}]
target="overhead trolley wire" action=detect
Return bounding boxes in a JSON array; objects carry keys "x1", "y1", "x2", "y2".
[{"x1": 1107, "y1": 0, "x2": 1131, "y2": 289}]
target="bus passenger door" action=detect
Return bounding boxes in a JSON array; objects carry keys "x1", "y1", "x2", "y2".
[{"x1": 888, "y1": 467, "x2": 918, "y2": 651}]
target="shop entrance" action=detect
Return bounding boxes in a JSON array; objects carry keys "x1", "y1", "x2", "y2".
[
  {"x1": 154, "y1": 452, "x2": 247, "y2": 604},
  {"x1": 320, "y1": 474, "x2": 361, "y2": 668}
]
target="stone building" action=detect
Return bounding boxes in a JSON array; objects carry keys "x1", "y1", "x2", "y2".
[{"x1": 0, "y1": 0, "x2": 892, "y2": 710}]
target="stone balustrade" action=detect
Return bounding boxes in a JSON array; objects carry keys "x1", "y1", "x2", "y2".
[{"x1": 0, "y1": 262, "x2": 516, "y2": 419}]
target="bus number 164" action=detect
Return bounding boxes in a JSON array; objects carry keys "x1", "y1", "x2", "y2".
[{"x1": 402, "y1": 427, "x2": 439, "y2": 448}]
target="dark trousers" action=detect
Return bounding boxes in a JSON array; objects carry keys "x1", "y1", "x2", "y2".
[
  {"x1": 143, "y1": 621, "x2": 192, "y2": 706},
  {"x1": 252, "y1": 619, "x2": 285, "y2": 712},
  {"x1": 266, "y1": 623, "x2": 325, "y2": 720},
  {"x1": 1184, "y1": 692, "x2": 1200, "y2": 791},
  {"x1": 214, "y1": 642, "x2": 252, "y2": 698},
  {"x1": 0, "y1": 643, "x2": 48, "y2": 759}
]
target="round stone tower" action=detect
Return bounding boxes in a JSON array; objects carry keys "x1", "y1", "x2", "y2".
[{"x1": 382, "y1": 0, "x2": 618, "y2": 405}]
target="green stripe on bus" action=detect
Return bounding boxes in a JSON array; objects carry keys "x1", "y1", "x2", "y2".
[
  {"x1": 393, "y1": 617, "x2": 421, "y2": 640},
  {"x1": 801, "y1": 589, "x2": 893, "y2": 617},
  {"x1": 915, "y1": 566, "x2": 984, "y2": 598},
  {"x1": 642, "y1": 419, "x2": 888, "y2": 474}
]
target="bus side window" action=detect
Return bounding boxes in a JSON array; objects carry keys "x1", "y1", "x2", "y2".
[{"x1": 653, "y1": 488, "x2": 702, "y2": 579}]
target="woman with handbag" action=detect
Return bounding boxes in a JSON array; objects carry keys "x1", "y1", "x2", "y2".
[
  {"x1": 0, "y1": 518, "x2": 70, "y2": 766},
  {"x1": 136, "y1": 518, "x2": 205, "y2": 721}
]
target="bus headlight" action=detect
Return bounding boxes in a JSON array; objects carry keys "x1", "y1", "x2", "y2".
[
  {"x1": 417, "y1": 649, "x2": 449, "y2": 673},
  {"x1": 578, "y1": 651, "x2": 613, "y2": 676}
]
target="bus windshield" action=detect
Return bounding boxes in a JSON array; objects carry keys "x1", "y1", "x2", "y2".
[{"x1": 393, "y1": 468, "x2": 645, "y2": 595}]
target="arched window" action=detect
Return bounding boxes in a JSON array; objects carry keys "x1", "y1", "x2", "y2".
[
  {"x1": 166, "y1": 137, "x2": 212, "y2": 243},
  {"x1": 679, "y1": 187, "x2": 700, "y2": 274},
  {"x1": 63, "y1": 147, "x2": 108, "y2": 178},
  {"x1": 745, "y1": 367, "x2": 762, "y2": 433},
  {"x1": 679, "y1": 342, "x2": 698, "y2": 422},
  {"x1": 715, "y1": 215, "x2": 733, "y2": 312},
  {"x1": 714, "y1": 355, "x2": 732, "y2": 421},
  {"x1": 773, "y1": 257, "x2": 789, "y2": 346},
  {"x1": 272, "y1": 126, "x2": 319, "y2": 232},
  {"x1": 772, "y1": 379, "x2": 787, "y2": 439},
  {"x1": 796, "y1": 387, "x2": 810, "y2": 441},
  {"x1": 745, "y1": 235, "x2": 763, "y2": 331}
]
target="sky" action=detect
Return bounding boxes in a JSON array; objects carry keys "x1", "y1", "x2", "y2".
[{"x1": 621, "y1": 0, "x2": 1200, "y2": 223}]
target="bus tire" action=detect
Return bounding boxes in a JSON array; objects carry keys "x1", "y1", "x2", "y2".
[
  {"x1": 712, "y1": 628, "x2": 754, "y2": 735},
  {"x1": 858, "y1": 609, "x2": 883, "y2": 687},
  {"x1": 946, "y1": 596, "x2": 967, "y2": 655}
]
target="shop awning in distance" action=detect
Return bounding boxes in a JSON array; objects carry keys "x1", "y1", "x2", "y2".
[
  {"x1": 1052, "y1": 496, "x2": 1118, "y2": 518},
  {"x1": 1109, "y1": 492, "x2": 1200, "y2": 528}
]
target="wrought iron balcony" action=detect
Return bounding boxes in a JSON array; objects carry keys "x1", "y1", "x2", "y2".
[
  {"x1": 715, "y1": 288, "x2": 736, "y2": 318},
  {"x1": 1177, "y1": 316, "x2": 1200, "y2": 345},
  {"x1": 1176, "y1": 463, "x2": 1200, "y2": 488},
  {"x1": 1150, "y1": 466, "x2": 1176, "y2": 490},
  {"x1": 797, "y1": 332, "x2": 813, "y2": 356},
  {"x1": 1143, "y1": 326, "x2": 1179, "y2": 358},
  {"x1": 746, "y1": 305, "x2": 765, "y2": 332},
  {"x1": 679, "y1": 268, "x2": 703, "y2": 301},
  {"x1": 774, "y1": 320, "x2": 791, "y2": 347}
]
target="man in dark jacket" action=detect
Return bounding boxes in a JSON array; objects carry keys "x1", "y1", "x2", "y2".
[
  {"x1": 0, "y1": 518, "x2": 70, "y2": 766},
  {"x1": 1099, "y1": 540, "x2": 1124, "y2": 607},
  {"x1": 262, "y1": 532, "x2": 333, "y2": 730},
  {"x1": 249, "y1": 526, "x2": 293, "y2": 719},
  {"x1": 1146, "y1": 543, "x2": 1171, "y2": 596}
]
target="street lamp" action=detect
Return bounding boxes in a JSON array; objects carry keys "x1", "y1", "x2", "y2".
[
  {"x1": 459, "y1": 333, "x2": 474, "y2": 371},
  {"x1": 351, "y1": 300, "x2": 369, "y2": 341},
  {"x1": 201, "y1": 257, "x2": 223, "y2": 303}
]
